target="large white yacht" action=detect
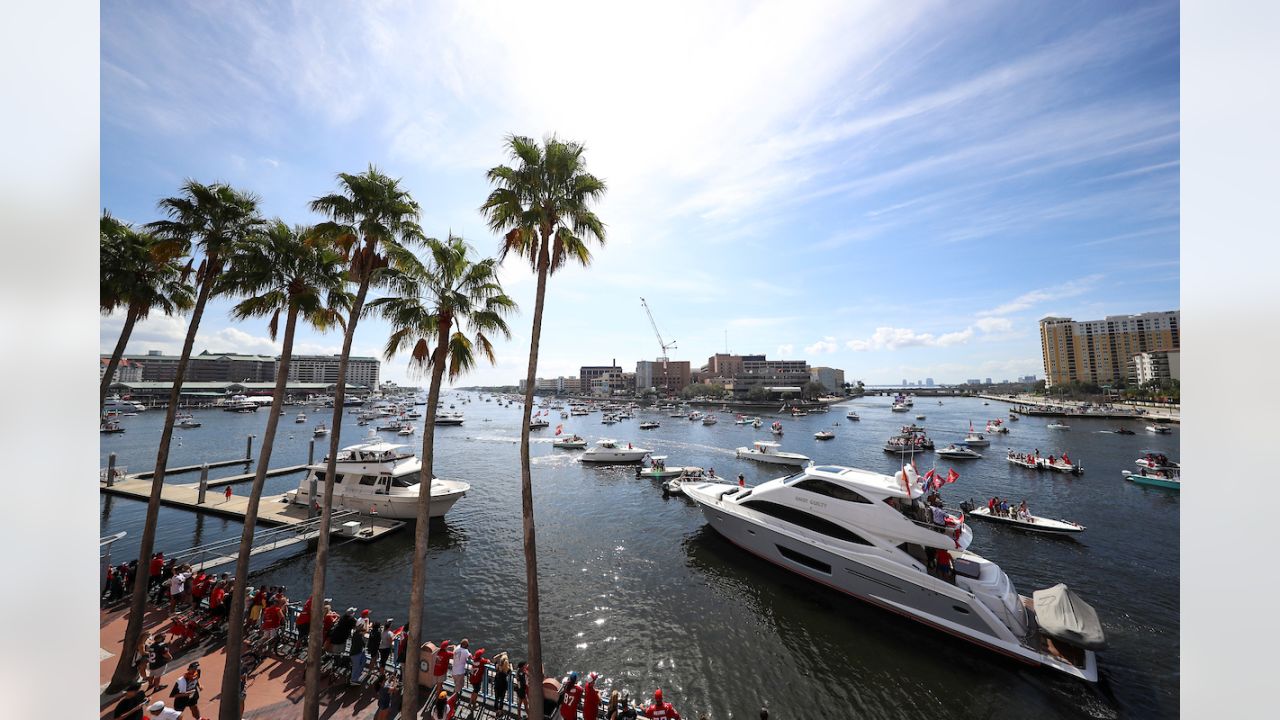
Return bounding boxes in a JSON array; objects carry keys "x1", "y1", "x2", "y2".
[
  {"x1": 104, "y1": 396, "x2": 146, "y2": 413},
  {"x1": 736, "y1": 440, "x2": 811, "y2": 467},
  {"x1": 682, "y1": 464, "x2": 1105, "y2": 682},
  {"x1": 285, "y1": 432, "x2": 470, "y2": 520},
  {"x1": 435, "y1": 412, "x2": 465, "y2": 426},
  {"x1": 580, "y1": 439, "x2": 650, "y2": 463}
]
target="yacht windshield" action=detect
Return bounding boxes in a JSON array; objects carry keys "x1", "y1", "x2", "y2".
[{"x1": 391, "y1": 472, "x2": 420, "y2": 488}]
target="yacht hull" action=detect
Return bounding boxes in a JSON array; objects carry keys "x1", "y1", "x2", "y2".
[{"x1": 288, "y1": 482, "x2": 467, "y2": 520}]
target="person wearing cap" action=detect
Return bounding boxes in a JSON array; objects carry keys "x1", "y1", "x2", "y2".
[
  {"x1": 449, "y1": 639, "x2": 471, "y2": 699},
  {"x1": 355, "y1": 608, "x2": 372, "y2": 635},
  {"x1": 111, "y1": 680, "x2": 146, "y2": 720},
  {"x1": 613, "y1": 689, "x2": 638, "y2": 720},
  {"x1": 349, "y1": 622, "x2": 369, "y2": 686},
  {"x1": 295, "y1": 598, "x2": 313, "y2": 651},
  {"x1": 514, "y1": 660, "x2": 530, "y2": 720},
  {"x1": 466, "y1": 647, "x2": 489, "y2": 708},
  {"x1": 582, "y1": 671, "x2": 602, "y2": 720},
  {"x1": 430, "y1": 639, "x2": 452, "y2": 702},
  {"x1": 146, "y1": 701, "x2": 182, "y2": 719},
  {"x1": 428, "y1": 689, "x2": 459, "y2": 720},
  {"x1": 171, "y1": 662, "x2": 202, "y2": 719},
  {"x1": 558, "y1": 671, "x2": 583, "y2": 720},
  {"x1": 644, "y1": 688, "x2": 680, "y2": 719}
]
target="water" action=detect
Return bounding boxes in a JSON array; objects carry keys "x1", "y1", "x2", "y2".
[{"x1": 100, "y1": 394, "x2": 1179, "y2": 718}]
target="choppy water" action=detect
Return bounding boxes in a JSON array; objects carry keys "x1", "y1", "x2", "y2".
[{"x1": 100, "y1": 394, "x2": 1178, "y2": 718}]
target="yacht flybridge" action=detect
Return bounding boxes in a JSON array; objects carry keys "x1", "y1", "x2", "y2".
[
  {"x1": 682, "y1": 464, "x2": 1104, "y2": 681},
  {"x1": 285, "y1": 431, "x2": 469, "y2": 520}
]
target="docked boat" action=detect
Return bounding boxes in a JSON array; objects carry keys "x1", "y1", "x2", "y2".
[
  {"x1": 736, "y1": 440, "x2": 811, "y2": 467},
  {"x1": 1006, "y1": 450, "x2": 1083, "y2": 475},
  {"x1": 552, "y1": 434, "x2": 587, "y2": 450},
  {"x1": 1047, "y1": 422, "x2": 1070, "y2": 430},
  {"x1": 702, "y1": 414, "x2": 718, "y2": 426},
  {"x1": 313, "y1": 424, "x2": 328, "y2": 437},
  {"x1": 435, "y1": 412, "x2": 465, "y2": 426},
  {"x1": 581, "y1": 439, "x2": 650, "y2": 464},
  {"x1": 937, "y1": 444, "x2": 982, "y2": 460},
  {"x1": 104, "y1": 396, "x2": 146, "y2": 413},
  {"x1": 1146, "y1": 425, "x2": 1172, "y2": 435},
  {"x1": 639, "y1": 420, "x2": 660, "y2": 430},
  {"x1": 1123, "y1": 467, "x2": 1180, "y2": 490},
  {"x1": 682, "y1": 465, "x2": 1105, "y2": 681},
  {"x1": 961, "y1": 504, "x2": 1085, "y2": 535},
  {"x1": 845, "y1": 410, "x2": 860, "y2": 421},
  {"x1": 791, "y1": 409, "x2": 809, "y2": 418},
  {"x1": 814, "y1": 430, "x2": 835, "y2": 440},
  {"x1": 224, "y1": 395, "x2": 259, "y2": 413},
  {"x1": 286, "y1": 433, "x2": 468, "y2": 519}
]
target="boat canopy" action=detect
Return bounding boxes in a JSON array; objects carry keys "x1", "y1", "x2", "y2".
[{"x1": 1033, "y1": 583, "x2": 1108, "y2": 650}]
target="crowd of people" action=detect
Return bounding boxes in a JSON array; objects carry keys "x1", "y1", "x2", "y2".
[{"x1": 107, "y1": 549, "x2": 705, "y2": 720}]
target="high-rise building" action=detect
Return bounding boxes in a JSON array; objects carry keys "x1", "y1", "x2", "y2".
[
  {"x1": 925, "y1": 378, "x2": 934, "y2": 387},
  {"x1": 704, "y1": 353, "x2": 745, "y2": 378},
  {"x1": 636, "y1": 359, "x2": 692, "y2": 395},
  {"x1": 1040, "y1": 311, "x2": 1179, "y2": 388},
  {"x1": 1130, "y1": 350, "x2": 1180, "y2": 384},
  {"x1": 581, "y1": 361, "x2": 625, "y2": 395},
  {"x1": 287, "y1": 354, "x2": 380, "y2": 389},
  {"x1": 810, "y1": 367, "x2": 845, "y2": 393}
]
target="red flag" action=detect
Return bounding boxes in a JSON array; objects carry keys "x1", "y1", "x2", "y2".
[
  {"x1": 899, "y1": 464, "x2": 910, "y2": 496},
  {"x1": 555, "y1": 424, "x2": 563, "y2": 435},
  {"x1": 944, "y1": 468, "x2": 959, "y2": 484}
]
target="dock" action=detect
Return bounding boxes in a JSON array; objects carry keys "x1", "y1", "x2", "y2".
[
  {"x1": 99, "y1": 474, "x2": 404, "y2": 542},
  {"x1": 204, "y1": 464, "x2": 309, "y2": 488},
  {"x1": 130, "y1": 456, "x2": 254, "y2": 479}
]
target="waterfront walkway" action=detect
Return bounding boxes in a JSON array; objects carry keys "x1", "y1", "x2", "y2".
[{"x1": 977, "y1": 393, "x2": 1180, "y2": 422}]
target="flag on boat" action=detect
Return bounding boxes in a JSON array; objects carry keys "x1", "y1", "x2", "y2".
[
  {"x1": 555, "y1": 424, "x2": 563, "y2": 435},
  {"x1": 944, "y1": 468, "x2": 959, "y2": 484}
]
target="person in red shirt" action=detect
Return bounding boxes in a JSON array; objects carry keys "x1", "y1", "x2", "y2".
[
  {"x1": 321, "y1": 604, "x2": 339, "y2": 652},
  {"x1": 467, "y1": 648, "x2": 488, "y2": 709},
  {"x1": 149, "y1": 553, "x2": 165, "y2": 595},
  {"x1": 191, "y1": 573, "x2": 209, "y2": 604},
  {"x1": 208, "y1": 582, "x2": 227, "y2": 621},
  {"x1": 261, "y1": 600, "x2": 285, "y2": 653},
  {"x1": 582, "y1": 672, "x2": 602, "y2": 720},
  {"x1": 431, "y1": 640, "x2": 453, "y2": 700},
  {"x1": 558, "y1": 672, "x2": 583, "y2": 720},
  {"x1": 645, "y1": 688, "x2": 681, "y2": 719},
  {"x1": 295, "y1": 599, "x2": 312, "y2": 651}
]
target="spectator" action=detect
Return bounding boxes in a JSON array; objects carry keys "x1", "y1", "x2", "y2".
[
  {"x1": 261, "y1": 598, "x2": 285, "y2": 653},
  {"x1": 295, "y1": 598, "x2": 312, "y2": 651},
  {"x1": 167, "y1": 569, "x2": 187, "y2": 614},
  {"x1": 644, "y1": 688, "x2": 680, "y2": 719},
  {"x1": 492, "y1": 652, "x2": 512, "y2": 718},
  {"x1": 146, "y1": 633, "x2": 171, "y2": 693},
  {"x1": 558, "y1": 671, "x2": 583, "y2": 720},
  {"x1": 379, "y1": 619, "x2": 396, "y2": 673},
  {"x1": 514, "y1": 661, "x2": 530, "y2": 720},
  {"x1": 467, "y1": 648, "x2": 489, "y2": 709},
  {"x1": 112, "y1": 680, "x2": 146, "y2": 720},
  {"x1": 171, "y1": 662, "x2": 202, "y2": 719},
  {"x1": 349, "y1": 625, "x2": 369, "y2": 686},
  {"x1": 374, "y1": 677, "x2": 399, "y2": 720},
  {"x1": 148, "y1": 553, "x2": 165, "y2": 595},
  {"x1": 146, "y1": 701, "x2": 183, "y2": 719},
  {"x1": 320, "y1": 603, "x2": 339, "y2": 652},
  {"x1": 582, "y1": 672, "x2": 602, "y2": 720},
  {"x1": 330, "y1": 608, "x2": 357, "y2": 655},
  {"x1": 450, "y1": 639, "x2": 472, "y2": 696}
]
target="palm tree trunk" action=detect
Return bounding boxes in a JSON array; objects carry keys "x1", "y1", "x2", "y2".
[
  {"x1": 302, "y1": 278, "x2": 370, "y2": 720},
  {"x1": 100, "y1": 304, "x2": 139, "y2": 411},
  {"x1": 108, "y1": 259, "x2": 218, "y2": 693},
  {"x1": 521, "y1": 236, "x2": 552, "y2": 712},
  {"x1": 402, "y1": 319, "x2": 451, "y2": 719},
  {"x1": 218, "y1": 304, "x2": 299, "y2": 720}
]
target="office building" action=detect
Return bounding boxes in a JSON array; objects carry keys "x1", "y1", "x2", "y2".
[
  {"x1": 636, "y1": 359, "x2": 692, "y2": 395},
  {"x1": 810, "y1": 366, "x2": 845, "y2": 393},
  {"x1": 105, "y1": 350, "x2": 279, "y2": 383},
  {"x1": 1040, "y1": 311, "x2": 1179, "y2": 388},
  {"x1": 100, "y1": 357, "x2": 144, "y2": 383},
  {"x1": 286, "y1": 354, "x2": 380, "y2": 390}
]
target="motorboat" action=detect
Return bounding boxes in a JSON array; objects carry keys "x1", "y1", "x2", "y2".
[
  {"x1": 791, "y1": 409, "x2": 809, "y2": 418},
  {"x1": 915, "y1": 414, "x2": 926, "y2": 420},
  {"x1": 771, "y1": 421, "x2": 784, "y2": 436},
  {"x1": 937, "y1": 444, "x2": 982, "y2": 460},
  {"x1": 702, "y1": 414, "x2": 719, "y2": 426},
  {"x1": 552, "y1": 434, "x2": 587, "y2": 450},
  {"x1": 669, "y1": 410, "x2": 686, "y2": 418},
  {"x1": 295, "y1": 412, "x2": 307, "y2": 424},
  {"x1": 285, "y1": 431, "x2": 469, "y2": 520},
  {"x1": 1111, "y1": 427, "x2": 1136, "y2": 435},
  {"x1": 1146, "y1": 425, "x2": 1172, "y2": 435},
  {"x1": 985, "y1": 420, "x2": 1009, "y2": 434},
  {"x1": 682, "y1": 464, "x2": 1104, "y2": 681},
  {"x1": 638, "y1": 457, "x2": 703, "y2": 480},
  {"x1": 639, "y1": 420, "x2": 660, "y2": 430},
  {"x1": 961, "y1": 503, "x2": 1085, "y2": 536},
  {"x1": 313, "y1": 424, "x2": 328, "y2": 437},
  {"x1": 1008, "y1": 413, "x2": 1019, "y2": 421},
  {"x1": 1047, "y1": 422, "x2": 1069, "y2": 430},
  {"x1": 1136, "y1": 454, "x2": 1179, "y2": 471},
  {"x1": 223, "y1": 395, "x2": 259, "y2": 412},
  {"x1": 736, "y1": 440, "x2": 811, "y2": 467},
  {"x1": 688, "y1": 411, "x2": 704, "y2": 421},
  {"x1": 1123, "y1": 467, "x2": 1180, "y2": 491},
  {"x1": 581, "y1": 439, "x2": 650, "y2": 464},
  {"x1": 530, "y1": 417, "x2": 550, "y2": 429},
  {"x1": 1006, "y1": 450, "x2": 1084, "y2": 475},
  {"x1": 846, "y1": 410, "x2": 860, "y2": 421},
  {"x1": 375, "y1": 418, "x2": 405, "y2": 431},
  {"x1": 100, "y1": 420, "x2": 126, "y2": 434},
  {"x1": 962, "y1": 433, "x2": 990, "y2": 447},
  {"x1": 753, "y1": 418, "x2": 763, "y2": 429},
  {"x1": 891, "y1": 403, "x2": 910, "y2": 412},
  {"x1": 884, "y1": 425, "x2": 934, "y2": 454},
  {"x1": 435, "y1": 412, "x2": 465, "y2": 426},
  {"x1": 815, "y1": 430, "x2": 836, "y2": 440},
  {"x1": 397, "y1": 424, "x2": 415, "y2": 436},
  {"x1": 104, "y1": 396, "x2": 146, "y2": 413},
  {"x1": 734, "y1": 415, "x2": 751, "y2": 425},
  {"x1": 661, "y1": 468, "x2": 709, "y2": 496},
  {"x1": 602, "y1": 415, "x2": 618, "y2": 425},
  {"x1": 177, "y1": 415, "x2": 201, "y2": 428}
]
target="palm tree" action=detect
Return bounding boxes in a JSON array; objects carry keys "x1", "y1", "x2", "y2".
[
  {"x1": 108, "y1": 181, "x2": 265, "y2": 693},
  {"x1": 368, "y1": 235, "x2": 515, "y2": 717},
  {"x1": 214, "y1": 222, "x2": 350, "y2": 720},
  {"x1": 480, "y1": 134, "x2": 606, "y2": 700},
  {"x1": 302, "y1": 166, "x2": 425, "y2": 719},
  {"x1": 99, "y1": 211, "x2": 194, "y2": 409}
]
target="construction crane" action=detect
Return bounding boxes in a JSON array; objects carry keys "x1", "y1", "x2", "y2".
[{"x1": 640, "y1": 297, "x2": 676, "y2": 367}]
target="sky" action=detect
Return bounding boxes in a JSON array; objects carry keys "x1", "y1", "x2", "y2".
[{"x1": 100, "y1": 0, "x2": 1180, "y2": 387}]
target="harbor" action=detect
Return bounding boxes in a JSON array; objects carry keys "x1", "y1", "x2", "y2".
[{"x1": 99, "y1": 391, "x2": 1180, "y2": 718}]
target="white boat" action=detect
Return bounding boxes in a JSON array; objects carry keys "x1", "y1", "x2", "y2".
[
  {"x1": 884, "y1": 425, "x2": 934, "y2": 454},
  {"x1": 295, "y1": 412, "x2": 307, "y2": 424},
  {"x1": 845, "y1": 410, "x2": 860, "y2": 421},
  {"x1": 1136, "y1": 454, "x2": 1179, "y2": 471},
  {"x1": 1047, "y1": 422, "x2": 1070, "y2": 430},
  {"x1": 702, "y1": 414, "x2": 719, "y2": 426},
  {"x1": 397, "y1": 424, "x2": 415, "y2": 436},
  {"x1": 962, "y1": 433, "x2": 990, "y2": 447},
  {"x1": 530, "y1": 417, "x2": 550, "y2": 429},
  {"x1": 661, "y1": 468, "x2": 709, "y2": 495},
  {"x1": 736, "y1": 440, "x2": 811, "y2": 467},
  {"x1": 753, "y1": 418, "x2": 763, "y2": 429},
  {"x1": 682, "y1": 465, "x2": 1103, "y2": 682},
  {"x1": 581, "y1": 439, "x2": 650, "y2": 464},
  {"x1": 937, "y1": 444, "x2": 982, "y2": 459},
  {"x1": 734, "y1": 415, "x2": 751, "y2": 425},
  {"x1": 638, "y1": 457, "x2": 703, "y2": 480},
  {"x1": 814, "y1": 430, "x2": 835, "y2": 440},
  {"x1": 435, "y1": 412, "x2": 465, "y2": 426},
  {"x1": 1123, "y1": 468, "x2": 1180, "y2": 490},
  {"x1": 313, "y1": 424, "x2": 328, "y2": 437},
  {"x1": 770, "y1": 421, "x2": 784, "y2": 436},
  {"x1": 1145, "y1": 425, "x2": 1172, "y2": 435},
  {"x1": 552, "y1": 434, "x2": 587, "y2": 450},
  {"x1": 915, "y1": 414, "x2": 926, "y2": 420},
  {"x1": 791, "y1": 409, "x2": 809, "y2": 417},
  {"x1": 286, "y1": 432, "x2": 469, "y2": 520},
  {"x1": 224, "y1": 395, "x2": 259, "y2": 413},
  {"x1": 1006, "y1": 450, "x2": 1084, "y2": 475},
  {"x1": 985, "y1": 420, "x2": 1010, "y2": 434},
  {"x1": 891, "y1": 403, "x2": 910, "y2": 412},
  {"x1": 104, "y1": 396, "x2": 146, "y2": 413},
  {"x1": 639, "y1": 420, "x2": 660, "y2": 430},
  {"x1": 177, "y1": 417, "x2": 202, "y2": 429},
  {"x1": 962, "y1": 505, "x2": 1085, "y2": 536},
  {"x1": 688, "y1": 411, "x2": 704, "y2": 421},
  {"x1": 100, "y1": 419, "x2": 126, "y2": 434}
]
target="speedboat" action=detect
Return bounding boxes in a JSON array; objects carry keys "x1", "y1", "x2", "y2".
[
  {"x1": 638, "y1": 457, "x2": 702, "y2": 480},
  {"x1": 104, "y1": 396, "x2": 146, "y2": 413},
  {"x1": 791, "y1": 409, "x2": 809, "y2": 417},
  {"x1": 915, "y1": 414, "x2": 926, "y2": 420},
  {"x1": 962, "y1": 433, "x2": 990, "y2": 447},
  {"x1": 435, "y1": 412, "x2": 465, "y2": 426},
  {"x1": 845, "y1": 410, "x2": 860, "y2": 421},
  {"x1": 530, "y1": 417, "x2": 550, "y2": 429},
  {"x1": 1006, "y1": 450, "x2": 1083, "y2": 475},
  {"x1": 1136, "y1": 454, "x2": 1179, "y2": 471},
  {"x1": 734, "y1": 415, "x2": 751, "y2": 425},
  {"x1": 177, "y1": 417, "x2": 201, "y2": 429},
  {"x1": 736, "y1": 440, "x2": 811, "y2": 467},
  {"x1": 295, "y1": 412, "x2": 307, "y2": 424},
  {"x1": 1008, "y1": 413, "x2": 1019, "y2": 421},
  {"x1": 770, "y1": 421, "x2": 784, "y2": 436},
  {"x1": 1123, "y1": 467, "x2": 1180, "y2": 490},
  {"x1": 1146, "y1": 425, "x2": 1172, "y2": 435},
  {"x1": 1047, "y1": 422, "x2": 1070, "y2": 430},
  {"x1": 100, "y1": 420, "x2": 126, "y2": 434},
  {"x1": 682, "y1": 464, "x2": 1105, "y2": 681},
  {"x1": 961, "y1": 503, "x2": 1085, "y2": 535},
  {"x1": 661, "y1": 468, "x2": 708, "y2": 496},
  {"x1": 688, "y1": 411, "x2": 704, "y2": 421},
  {"x1": 814, "y1": 430, "x2": 835, "y2": 440},
  {"x1": 985, "y1": 420, "x2": 1009, "y2": 434},
  {"x1": 753, "y1": 418, "x2": 763, "y2": 429},
  {"x1": 937, "y1": 444, "x2": 982, "y2": 460},
  {"x1": 313, "y1": 424, "x2": 328, "y2": 437},
  {"x1": 884, "y1": 425, "x2": 934, "y2": 454},
  {"x1": 891, "y1": 403, "x2": 910, "y2": 412},
  {"x1": 285, "y1": 431, "x2": 470, "y2": 520},
  {"x1": 552, "y1": 434, "x2": 587, "y2": 450},
  {"x1": 639, "y1": 420, "x2": 660, "y2": 430},
  {"x1": 397, "y1": 424, "x2": 415, "y2": 436},
  {"x1": 1111, "y1": 427, "x2": 1136, "y2": 435},
  {"x1": 702, "y1": 414, "x2": 718, "y2": 426},
  {"x1": 580, "y1": 439, "x2": 650, "y2": 464}
]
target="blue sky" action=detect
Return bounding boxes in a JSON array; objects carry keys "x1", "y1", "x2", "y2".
[{"x1": 101, "y1": 0, "x2": 1179, "y2": 387}]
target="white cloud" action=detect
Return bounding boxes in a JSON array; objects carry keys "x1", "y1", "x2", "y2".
[
  {"x1": 978, "y1": 274, "x2": 1104, "y2": 317},
  {"x1": 776, "y1": 344, "x2": 795, "y2": 357},
  {"x1": 974, "y1": 316, "x2": 1013, "y2": 333},
  {"x1": 846, "y1": 326, "x2": 974, "y2": 351},
  {"x1": 804, "y1": 336, "x2": 838, "y2": 354}
]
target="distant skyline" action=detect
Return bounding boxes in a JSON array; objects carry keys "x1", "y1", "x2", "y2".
[{"x1": 101, "y1": 1, "x2": 1179, "y2": 386}]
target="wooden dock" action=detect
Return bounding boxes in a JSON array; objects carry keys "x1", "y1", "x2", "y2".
[
  {"x1": 99, "y1": 475, "x2": 404, "y2": 542},
  {"x1": 130, "y1": 456, "x2": 253, "y2": 479},
  {"x1": 204, "y1": 464, "x2": 309, "y2": 488}
]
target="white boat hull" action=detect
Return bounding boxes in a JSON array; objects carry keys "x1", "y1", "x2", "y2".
[
  {"x1": 735, "y1": 448, "x2": 811, "y2": 467},
  {"x1": 581, "y1": 448, "x2": 650, "y2": 463},
  {"x1": 287, "y1": 479, "x2": 468, "y2": 520}
]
